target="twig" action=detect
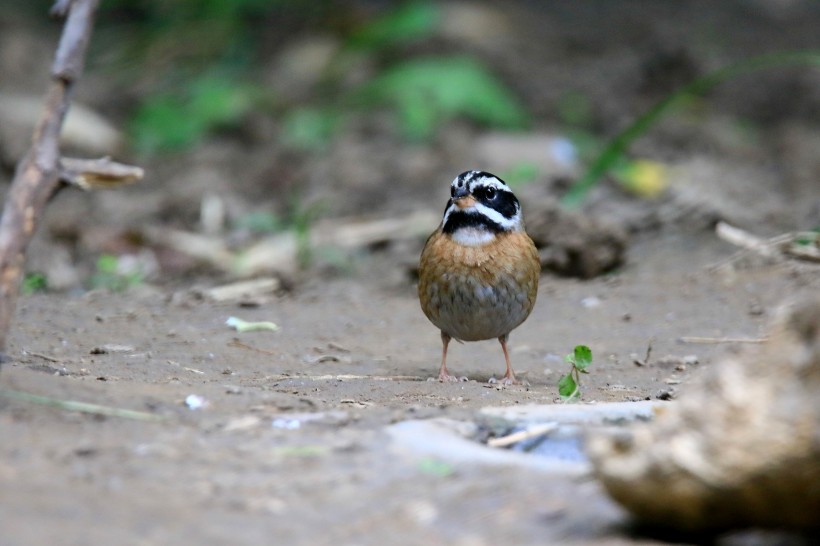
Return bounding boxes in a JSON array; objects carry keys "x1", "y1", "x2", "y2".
[
  {"x1": 713, "y1": 223, "x2": 820, "y2": 270},
  {"x1": 228, "y1": 339, "x2": 279, "y2": 355},
  {"x1": 0, "y1": 0, "x2": 141, "y2": 357},
  {"x1": 0, "y1": 388, "x2": 165, "y2": 421},
  {"x1": 679, "y1": 336, "x2": 767, "y2": 344},
  {"x1": 59, "y1": 156, "x2": 144, "y2": 189},
  {"x1": 23, "y1": 350, "x2": 61, "y2": 363},
  {"x1": 633, "y1": 337, "x2": 655, "y2": 367},
  {"x1": 487, "y1": 423, "x2": 557, "y2": 448},
  {"x1": 715, "y1": 222, "x2": 780, "y2": 258}
]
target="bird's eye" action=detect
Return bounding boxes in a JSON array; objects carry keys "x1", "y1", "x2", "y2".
[
  {"x1": 484, "y1": 187, "x2": 496, "y2": 199},
  {"x1": 450, "y1": 186, "x2": 456, "y2": 197}
]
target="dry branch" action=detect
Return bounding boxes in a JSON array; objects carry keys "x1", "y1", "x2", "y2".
[
  {"x1": 0, "y1": 0, "x2": 141, "y2": 357},
  {"x1": 59, "y1": 156, "x2": 144, "y2": 189}
]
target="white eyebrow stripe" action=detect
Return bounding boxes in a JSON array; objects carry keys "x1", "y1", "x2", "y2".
[
  {"x1": 468, "y1": 177, "x2": 510, "y2": 193},
  {"x1": 450, "y1": 172, "x2": 511, "y2": 193}
]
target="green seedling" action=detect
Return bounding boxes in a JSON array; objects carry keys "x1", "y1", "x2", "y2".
[
  {"x1": 558, "y1": 345, "x2": 592, "y2": 402},
  {"x1": 21, "y1": 272, "x2": 48, "y2": 295},
  {"x1": 89, "y1": 254, "x2": 143, "y2": 292}
]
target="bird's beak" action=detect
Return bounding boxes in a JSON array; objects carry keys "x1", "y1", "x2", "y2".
[
  {"x1": 451, "y1": 187, "x2": 475, "y2": 209},
  {"x1": 453, "y1": 195, "x2": 477, "y2": 209}
]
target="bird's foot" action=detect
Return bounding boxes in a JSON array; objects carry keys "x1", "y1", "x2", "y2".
[
  {"x1": 488, "y1": 374, "x2": 525, "y2": 386},
  {"x1": 436, "y1": 371, "x2": 468, "y2": 382}
]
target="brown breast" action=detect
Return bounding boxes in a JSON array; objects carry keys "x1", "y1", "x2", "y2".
[{"x1": 418, "y1": 229, "x2": 540, "y2": 341}]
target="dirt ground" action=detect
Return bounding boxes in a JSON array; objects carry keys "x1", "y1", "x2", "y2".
[
  {"x1": 2, "y1": 1, "x2": 820, "y2": 545},
  {"x1": 2, "y1": 235, "x2": 818, "y2": 545}
]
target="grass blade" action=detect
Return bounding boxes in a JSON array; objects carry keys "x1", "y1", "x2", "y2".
[
  {"x1": 561, "y1": 50, "x2": 820, "y2": 208},
  {"x1": 0, "y1": 388, "x2": 166, "y2": 422}
]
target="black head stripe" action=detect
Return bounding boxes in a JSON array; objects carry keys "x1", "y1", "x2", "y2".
[
  {"x1": 442, "y1": 210, "x2": 504, "y2": 234},
  {"x1": 466, "y1": 173, "x2": 519, "y2": 221},
  {"x1": 481, "y1": 189, "x2": 518, "y2": 220}
]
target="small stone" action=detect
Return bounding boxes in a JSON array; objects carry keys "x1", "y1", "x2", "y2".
[
  {"x1": 682, "y1": 355, "x2": 699, "y2": 366},
  {"x1": 656, "y1": 388, "x2": 676, "y2": 400}
]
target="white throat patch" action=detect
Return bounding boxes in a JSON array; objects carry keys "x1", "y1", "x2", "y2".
[{"x1": 451, "y1": 227, "x2": 496, "y2": 247}]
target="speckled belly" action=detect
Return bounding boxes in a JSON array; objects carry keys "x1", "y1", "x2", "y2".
[{"x1": 421, "y1": 271, "x2": 535, "y2": 341}]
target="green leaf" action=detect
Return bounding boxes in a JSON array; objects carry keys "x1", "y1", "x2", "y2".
[
  {"x1": 131, "y1": 96, "x2": 205, "y2": 153},
  {"x1": 573, "y1": 345, "x2": 593, "y2": 371},
  {"x1": 131, "y1": 74, "x2": 257, "y2": 154},
  {"x1": 22, "y1": 272, "x2": 48, "y2": 295},
  {"x1": 349, "y1": 2, "x2": 440, "y2": 50},
  {"x1": 558, "y1": 373, "x2": 579, "y2": 400},
  {"x1": 357, "y1": 56, "x2": 528, "y2": 140},
  {"x1": 89, "y1": 254, "x2": 144, "y2": 292},
  {"x1": 96, "y1": 254, "x2": 119, "y2": 275},
  {"x1": 188, "y1": 76, "x2": 255, "y2": 127}
]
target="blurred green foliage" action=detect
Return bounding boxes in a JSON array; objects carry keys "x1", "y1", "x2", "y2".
[
  {"x1": 21, "y1": 272, "x2": 48, "y2": 295},
  {"x1": 89, "y1": 255, "x2": 143, "y2": 292},
  {"x1": 501, "y1": 162, "x2": 540, "y2": 188},
  {"x1": 88, "y1": 0, "x2": 528, "y2": 154},
  {"x1": 233, "y1": 212, "x2": 284, "y2": 234},
  {"x1": 131, "y1": 74, "x2": 258, "y2": 153},
  {"x1": 280, "y1": 107, "x2": 341, "y2": 151},
  {"x1": 356, "y1": 57, "x2": 529, "y2": 141},
  {"x1": 347, "y1": 2, "x2": 439, "y2": 50},
  {"x1": 561, "y1": 50, "x2": 820, "y2": 207}
]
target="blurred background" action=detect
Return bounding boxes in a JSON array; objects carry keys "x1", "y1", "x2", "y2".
[{"x1": 1, "y1": 0, "x2": 819, "y2": 293}]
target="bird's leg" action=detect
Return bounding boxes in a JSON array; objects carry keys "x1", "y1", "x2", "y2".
[
  {"x1": 437, "y1": 332, "x2": 461, "y2": 382},
  {"x1": 493, "y1": 334, "x2": 520, "y2": 385}
]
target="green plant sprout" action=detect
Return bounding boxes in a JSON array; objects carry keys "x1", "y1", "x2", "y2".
[
  {"x1": 561, "y1": 50, "x2": 820, "y2": 207},
  {"x1": 89, "y1": 254, "x2": 144, "y2": 292},
  {"x1": 21, "y1": 272, "x2": 48, "y2": 295},
  {"x1": 558, "y1": 345, "x2": 592, "y2": 401}
]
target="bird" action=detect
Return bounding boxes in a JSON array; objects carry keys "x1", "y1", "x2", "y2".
[{"x1": 418, "y1": 170, "x2": 540, "y2": 384}]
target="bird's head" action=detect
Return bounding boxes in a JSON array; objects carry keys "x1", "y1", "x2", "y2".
[{"x1": 441, "y1": 170, "x2": 523, "y2": 246}]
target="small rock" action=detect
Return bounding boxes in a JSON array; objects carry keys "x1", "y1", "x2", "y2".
[
  {"x1": 656, "y1": 388, "x2": 676, "y2": 400},
  {"x1": 682, "y1": 355, "x2": 699, "y2": 366},
  {"x1": 184, "y1": 394, "x2": 207, "y2": 410},
  {"x1": 749, "y1": 302, "x2": 765, "y2": 316},
  {"x1": 581, "y1": 296, "x2": 602, "y2": 309}
]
